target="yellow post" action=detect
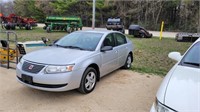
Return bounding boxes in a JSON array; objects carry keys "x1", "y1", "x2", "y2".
[{"x1": 160, "y1": 21, "x2": 164, "y2": 40}]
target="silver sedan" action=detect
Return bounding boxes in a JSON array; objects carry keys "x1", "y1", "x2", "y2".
[{"x1": 16, "y1": 30, "x2": 134, "y2": 93}]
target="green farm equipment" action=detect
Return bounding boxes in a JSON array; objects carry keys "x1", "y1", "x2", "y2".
[{"x1": 43, "y1": 16, "x2": 83, "y2": 33}]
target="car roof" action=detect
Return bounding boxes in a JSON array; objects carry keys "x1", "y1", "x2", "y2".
[
  {"x1": 76, "y1": 30, "x2": 120, "y2": 35},
  {"x1": 107, "y1": 18, "x2": 121, "y2": 21},
  {"x1": 129, "y1": 25, "x2": 141, "y2": 29}
]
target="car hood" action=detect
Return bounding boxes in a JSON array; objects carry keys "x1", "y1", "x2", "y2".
[
  {"x1": 165, "y1": 65, "x2": 200, "y2": 111},
  {"x1": 23, "y1": 47, "x2": 94, "y2": 65}
]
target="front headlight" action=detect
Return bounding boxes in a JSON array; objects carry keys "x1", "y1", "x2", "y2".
[
  {"x1": 45, "y1": 65, "x2": 74, "y2": 74},
  {"x1": 154, "y1": 98, "x2": 175, "y2": 112},
  {"x1": 19, "y1": 57, "x2": 24, "y2": 65},
  {"x1": 155, "y1": 99, "x2": 169, "y2": 112}
]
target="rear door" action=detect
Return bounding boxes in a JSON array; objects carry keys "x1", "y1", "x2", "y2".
[{"x1": 114, "y1": 33, "x2": 129, "y2": 68}]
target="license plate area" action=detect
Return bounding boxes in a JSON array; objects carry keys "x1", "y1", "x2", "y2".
[{"x1": 21, "y1": 74, "x2": 33, "y2": 84}]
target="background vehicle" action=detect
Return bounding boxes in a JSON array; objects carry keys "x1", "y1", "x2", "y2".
[
  {"x1": 16, "y1": 30, "x2": 133, "y2": 94},
  {"x1": 175, "y1": 32, "x2": 200, "y2": 42},
  {"x1": 0, "y1": 40, "x2": 17, "y2": 64},
  {"x1": 128, "y1": 25, "x2": 152, "y2": 38},
  {"x1": 151, "y1": 38, "x2": 200, "y2": 112},
  {"x1": 43, "y1": 16, "x2": 83, "y2": 33},
  {"x1": 0, "y1": 13, "x2": 37, "y2": 30},
  {"x1": 106, "y1": 18, "x2": 125, "y2": 34}
]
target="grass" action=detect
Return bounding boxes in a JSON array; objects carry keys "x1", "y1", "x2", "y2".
[
  {"x1": 0, "y1": 27, "x2": 67, "y2": 42},
  {"x1": 127, "y1": 35, "x2": 192, "y2": 76},
  {"x1": 0, "y1": 27, "x2": 192, "y2": 76}
]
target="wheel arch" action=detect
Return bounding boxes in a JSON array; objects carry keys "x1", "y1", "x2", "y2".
[
  {"x1": 87, "y1": 63, "x2": 100, "y2": 81},
  {"x1": 129, "y1": 51, "x2": 133, "y2": 62}
]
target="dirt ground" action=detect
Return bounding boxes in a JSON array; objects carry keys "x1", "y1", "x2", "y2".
[{"x1": 0, "y1": 67, "x2": 162, "y2": 112}]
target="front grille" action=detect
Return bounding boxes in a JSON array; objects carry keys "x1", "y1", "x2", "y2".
[{"x1": 22, "y1": 61, "x2": 45, "y2": 73}]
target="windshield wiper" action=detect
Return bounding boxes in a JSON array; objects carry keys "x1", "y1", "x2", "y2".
[
  {"x1": 54, "y1": 44, "x2": 65, "y2": 48},
  {"x1": 183, "y1": 62, "x2": 200, "y2": 67},
  {"x1": 63, "y1": 46, "x2": 87, "y2": 50}
]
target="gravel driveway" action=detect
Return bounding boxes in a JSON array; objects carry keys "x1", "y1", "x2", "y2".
[{"x1": 0, "y1": 67, "x2": 162, "y2": 112}]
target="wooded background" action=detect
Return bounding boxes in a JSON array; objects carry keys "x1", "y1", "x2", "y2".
[{"x1": 0, "y1": 0, "x2": 200, "y2": 32}]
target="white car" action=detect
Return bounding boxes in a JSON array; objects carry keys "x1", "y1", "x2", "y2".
[{"x1": 151, "y1": 38, "x2": 200, "y2": 112}]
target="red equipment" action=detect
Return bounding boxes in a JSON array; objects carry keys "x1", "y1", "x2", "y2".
[{"x1": 0, "y1": 13, "x2": 37, "y2": 30}]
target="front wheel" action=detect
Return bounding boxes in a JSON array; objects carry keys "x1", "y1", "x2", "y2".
[
  {"x1": 5, "y1": 24, "x2": 10, "y2": 30},
  {"x1": 123, "y1": 54, "x2": 132, "y2": 69},
  {"x1": 29, "y1": 25, "x2": 33, "y2": 30},
  {"x1": 140, "y1": 33, "x2": 145, "y2": 38},
  {"x1": 78, "y1": 67, "x2": 97, "y2": 94},
  {"x1": 25, "y1": 24, "x2": 29, "y2": 30},
  {"x1": 11, "y1": 25, "x2": 16, "y2": 30},
  {"x1": 43, "y1": 26, "x2": 47, "y2": 30}
]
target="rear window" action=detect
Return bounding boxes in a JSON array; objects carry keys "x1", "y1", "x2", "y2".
[
  {"x1": 107, "y1": 18, "x2": 122, "y2": 25},
  {"x1": 115, "y1": 33, "x2": 127, "y2": 46}
]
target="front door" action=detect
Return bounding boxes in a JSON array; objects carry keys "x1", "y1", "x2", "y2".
[{"x1": 100, "y1": 33, "x2": 118, "y2": 76}]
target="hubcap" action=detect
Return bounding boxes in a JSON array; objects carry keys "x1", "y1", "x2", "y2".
[
  {"x1": 127, "y1": 56, "x2": 131, "y2": 68},
  {"x1": 85, "y1": 71, "x2": 96, "y2": 91}
]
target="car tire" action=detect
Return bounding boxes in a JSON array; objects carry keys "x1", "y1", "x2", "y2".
[
  {"x1": 11, "y1": 24, "x2": 16, "y2": 30},
  {"x1": 78, "y1": 67, "x2": 97, "y2": 94},
  {"x1": 123, "y1": 54, "x2": 132, "y2": 69},
  {"x1": 25, "y1": 24, "x2": 29, "y2": 30},
  {"x1": 43, "y1": 26, "x2": 47, "y2": 30},
  {"x1": 46, "y1": 27, "x2": 51, "y2": 33},
  {"x1": 5, "y1": 24, "x2": 10, "y2": 30},
  {"x1": 140, "y1": 33, "x2": 145, "y2": 38},
  {"x1": 29, "y1": 25, "x2": 33, "y2": 30},
  {"x1": 67, "y1": 28, "x2": 71, "y2": 33},
  {"x1": 150, "y1": 33, "x2": 153, "y2": 38}
]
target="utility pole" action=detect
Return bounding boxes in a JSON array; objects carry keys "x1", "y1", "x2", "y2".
[{"x1": 92, "y1": 0, "x2": 95, "y2": 29}]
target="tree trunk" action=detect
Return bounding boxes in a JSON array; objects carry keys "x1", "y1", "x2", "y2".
[{"x1": 155, "y1": 1, "x2": 163, "y2": 26}]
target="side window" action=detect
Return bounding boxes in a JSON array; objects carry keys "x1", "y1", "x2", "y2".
[
  {"x1": 102, "y1": 34, "x2": 115, "y2": 47},
  {"x1": 115, "y1": 33, "x2": 127, "y2": 46}
]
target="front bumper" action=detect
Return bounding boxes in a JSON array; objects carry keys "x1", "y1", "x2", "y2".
[
  {"x1": 16, "y1": 62, "x2": 85, "y2": 92},
  {"x1": 150, "y1": 102, "x2": 177, "y2": 112}
]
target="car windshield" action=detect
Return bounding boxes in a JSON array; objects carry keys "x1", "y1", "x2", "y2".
[
  {"x1": 181, "y1": 42, "x2": 200, "y2": 68},
  {"x1": 107, "y1": 18, "x2": 121, "y2": 23},
  {"x1": 55, "y1": 32, "x2": 103, "y2": 51}
]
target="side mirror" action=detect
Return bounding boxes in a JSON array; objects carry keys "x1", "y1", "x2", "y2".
[
  {"x1": 101, "y1": 46, "x2": 113, "y2": 52},
  {"x1": 168, "y1": 52, "x2": 182, "y2": 61}
]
